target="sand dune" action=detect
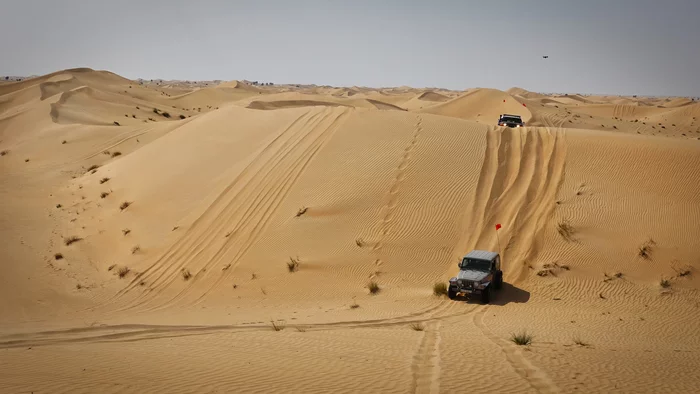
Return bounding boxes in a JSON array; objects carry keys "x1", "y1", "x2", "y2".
[{"x1": 1, "y1": 69, "x2": 700, "y2": 393}]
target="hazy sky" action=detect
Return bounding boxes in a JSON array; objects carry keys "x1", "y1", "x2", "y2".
[{"x1": 1, "y1": 0, "x2": 699, "y2": 96}]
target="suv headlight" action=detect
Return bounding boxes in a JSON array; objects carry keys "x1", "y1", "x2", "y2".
[{"x1": 473, "y1": 281, "x2": 480, "y2": 287}]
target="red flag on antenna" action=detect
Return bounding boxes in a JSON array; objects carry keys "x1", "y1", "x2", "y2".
[{"x1": 495, "y1": 223, "x2": 502, "y2": 230}]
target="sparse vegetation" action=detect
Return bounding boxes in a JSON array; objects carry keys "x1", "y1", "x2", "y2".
[
  {"x1": 659, "y1": 278, "x2": 671, "y2": 288},
  {"x1": 251, "y1": 273, "x2": 257, "y2": 280},
  {"x1": 122, "y1": 228, "x2": 131, "y2": 236},
  {"x1": 179, "y1": 114, "x2": 186, "y2": 119},
  {"x1": 296, "y1": 206, "x2": 308, "y2": 217},
  {"x1": 54, "y1": 253, "x2": 63, "y2": 260},
  {"x1": 355, "y1": 238, "x2": 365, "y2": 247},
  {"x1": 295, "y1": 326, "x2": 307, "y2": 332},
  {"x1": 113, "y1": 121, "x2": 120, "y2": 126},
  {"x1": 86, "y1": 164, "x2": 100, "y2": 172},
  {"x1": 638, "y1": 238, "x2": 656, "y2": 259},
  {"x1": 368, "y1": 280, "x2": 381, "y2": 295},
  {"x1": 120, "y1": 201, "x2": 132, "y2": 210},
  {"x1": 557, "y1": 219, "x2": 575, "y2": 242},
  {"x1": 56, "y1": 204, "x2": 62, "y2": 208},
  {"x1": 510, "y1": 330, "x2": 533, "y2": 346},
  {"x1": 100, "y1": 192, "x2": 109, "y2": 198},
  {"x1": 131, "y1": 245, "x2": 141, "y2": 254},
  {"x1": 153, "y1": 108, "x2": 160, "y2": 114},
  {"x1": 573, "y1": 337, "x2": 590, "y2": 347},
  {"x1": 410, "y1": 323, "x2": 425, "y2": 331},
  {"x1": 271, "y1": 320, "x2": 285, "y2": 331},
  {"x1": 162, "y1": 112, "x2": 171, "y2": 118},
  {"x1": 111, "y1": 151, "x2": 122, "y2": 157},
  {"x1": 287, "y1": 257, "x2": 300, "y2": 273},
  {"x1": 433, "y1": 282, "x2": 448, "y2": 297},
  {"x1": 350, "y1": 300, "x2": 360, "y2": 309},
  {"x1": 62, "y1": 140, "x2": 67, "y2": 144},
  {"x1": 117, "y1": 266, "x2": 130, "y2": 278},
  {"x1": 0, "y1": 150, "x2": 9, "y2": 156},
  {"x1": 100, "y1": 177, "x2": 110, "y2": 184},
  {"x1": 64, "y1": 236, "x2": 83, "y2": 246},
  {"x1": 181, "y1": 268, "x2": 192, "y2": 280}
]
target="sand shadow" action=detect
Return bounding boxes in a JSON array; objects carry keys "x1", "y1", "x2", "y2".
[{"x1": 455, "y1": 282, "x2": 530, "y2": 306}]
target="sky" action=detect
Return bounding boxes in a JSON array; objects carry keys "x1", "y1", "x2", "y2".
[{"x1": 1, "y1": 0, "x2": 699, "y2": 96}]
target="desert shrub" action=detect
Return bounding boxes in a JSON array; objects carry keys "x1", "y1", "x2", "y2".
[
  {"x1": 287, "y1": 257, "x2": 300, "y2": 273},
  {"x1": 113, "y1": 121, "x2": 120, "y2": 126},
  {"x1": 181, "y1": 268, "x2": 192, "y2": 280},
  {"x1": 296, "y1": 206, "x2": 308, "y2": 217},
  {"x1": 120, "y1": 201, "x2": 132, "y2": 210},
  {"x1": 433, "y1": 282, "x2": 448, "y2": 296},
  {"x1": 179, "y1": 114, "x2": 186, "y2": 119},
  {"x1": 368, "y1": 280, "x2": 380, "y2": 295},
  {"x1": 410, "y1": 323, "x2": 425, "y2": 331},
  {"x1": 271, "y1": 320, "x2": 285, "y2": 331},
  {"x1": 510, "y1": 330, "x2": 533, "y2": 346},
  {"x1": 117, "y1": 266, "x2": 130, "y2": 278},
  {"x1": 64, "y1": 236, "x2": 82, "y2": 246},
  {"x1": 100, "y1": 192, "x2": 109, "y2": 198},
  {"x1": 111, "y1": 152, "x2": 121, "y2": 157},
  {"x1": 638, "y1": 238, "x2": 655, "y2": 259},
  {"x1": 100, "y1": 177, "x2": 110, "y2": 184},
  {"x1": 86, "y1": 164, "x2": 100, "y2": 172},
  {"x1": 54, "y1": 253, "x2": 63, "y2": 260},
  {"x1": 162, "y1": 112, "x2": 171, "y2": 118},
  {"x1": 131, "y1": 245, "x2": 140, "y2": 254},
  {"x1": 557, "y1": 219, "x2": 575, "y2": 241}
]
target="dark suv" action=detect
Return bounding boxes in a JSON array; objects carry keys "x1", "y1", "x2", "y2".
[
  {"x1": 448, "y1": 250, "x2": 503, "y2": 304},
  {"x1": 498, "y1": 114, "x2": 525, "y2": 128}
]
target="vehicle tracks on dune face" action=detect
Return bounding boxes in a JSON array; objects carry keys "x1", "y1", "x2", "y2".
[
  {"x1": 372, "y1": 115, "x2": 423, "y2": 268},
  {"x1": 473, "y1": 306, "x2": 559, "y2": 393},
  {"x1": 102, "y1": 107, "x2": 351, "y2": 312},
  {"x1": 455, "y1": 126, "x2": 566, "y2": 284}
]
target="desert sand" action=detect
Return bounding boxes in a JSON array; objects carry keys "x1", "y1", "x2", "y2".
[{"x1": 1, "y1": 68, "x2": 699, "y2": 393}]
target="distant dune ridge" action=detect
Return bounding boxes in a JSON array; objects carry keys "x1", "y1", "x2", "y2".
[{"x1": 1, "y1": 68, "x2": 700, "y2": 393}]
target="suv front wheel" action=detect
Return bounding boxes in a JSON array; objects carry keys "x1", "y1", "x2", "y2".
[{"x1": 480, "y1": 285, "x2": 492, "y2": 304}]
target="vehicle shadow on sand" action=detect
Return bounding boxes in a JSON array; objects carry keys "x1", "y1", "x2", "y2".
[{"x1": 456, "y1": 283, "x2": 530, "y2": 306}]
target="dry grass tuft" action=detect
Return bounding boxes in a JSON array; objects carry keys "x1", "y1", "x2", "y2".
[
  {"x1": 122, "y1": 228, "x2": 131, "y2": 236},
  {"x1": 100, "y1": 192, "x2": 109, "y2": 199},
  {"x1": 271, "y1": 320, "x2": 286, "y2": 331},
  {"x1": 181, "y1": 269, "x2": 192, "y2": 280},
  {"x1": 573, "y1": 337, "x2": 590, "y2": 347},
  {"x1": 410, "y1": 323, "x2": 425, "y2": 331},
  {"x1": 287, "y1": 257, "x2": 300, "y2": 273},
  {"x1": 368, "y1": 280, "x2": 381, "y2": 295},
  {"x1": 99, "y1": 177, "x2": 110, "y2": 184},
  {"x1": 54, "y1": 253, "x2": 63, "y2": 260},
  {"x1": 119, "y1": 201, "x2": 132, "y2": 211},
  {"x1": 64, "y1": 236, "x2": 83, "y2": 246},
  {"x1": 111, "y1": 151, "x2": 122, "y2": 158},
  {"x1": 296, "y1": 206, "x2": 308, "y2": 217},
  {"x1": 556, "y1": 219, "x2": 575, "y2": 241},
  {"x1": 638, "y1": 238, "x2": 656, "y2": 259},
  {"x1": 659, "y1": 278, "x2": 671, "y2": 288},
  {"x1": 510, "y1": 330, "x2": 533, "y2": 346},
  {"x1": 295, "y1": 326, "x2": 307, "y2": 332},
  {"x1": 117, "y1": 266, "x2": 130, "y2": 278},
  {"x1": 131, "y1": 245, "x2": 141, "y2": 254},
  {"x1": 86, "y1": 164, "x2": 100, "y2": 173},
  {"x1": 433, "y1": 282, "x2": 448, "y2": 296}
]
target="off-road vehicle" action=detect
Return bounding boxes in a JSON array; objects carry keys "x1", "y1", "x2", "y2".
[
  {"x1": 497, "y1": 114, "x2": 525, "y2": 128},
  {"x1": 448, "y1": 250, "x2": 503, "y2": 304}
]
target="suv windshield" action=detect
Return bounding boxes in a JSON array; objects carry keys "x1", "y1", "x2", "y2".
[
  {"x1": 460, "y1": 258, "x2": 491, "y2": 271},
  {"x1": 500, "y1": 117, "x2": 522, "y2": 123}
]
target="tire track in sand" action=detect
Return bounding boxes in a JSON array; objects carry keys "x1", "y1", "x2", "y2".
[
  {"x1": 410, "y1": 321, "x2": 442, "y2": 394},
  {"x1": 101, "y1": 107, "x2": 351, "y2": 313},
  {"x1": 473, "y1": 306, "x2": 559, "y2": 393},
  {"x1": 450, "y1": 125, "x2": 566, "y2": 393}
]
